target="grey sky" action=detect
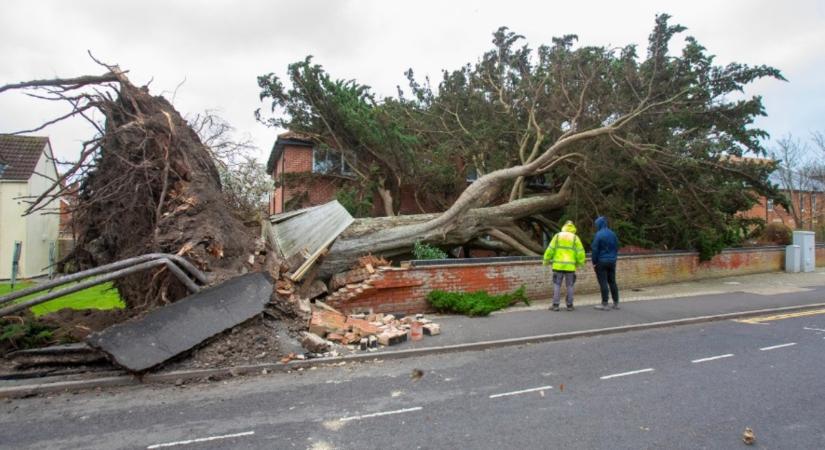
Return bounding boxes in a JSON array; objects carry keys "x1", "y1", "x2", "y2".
[{"x1": 1, "y1": 0, "x2": 824, "y2": 164}]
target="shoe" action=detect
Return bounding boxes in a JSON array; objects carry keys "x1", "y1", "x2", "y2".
[
  {"x1": 551, "y1": 305, "x2": 560, "y2": 311},
  {"x1": 612, "y1": 304, "x2": 620, "y2": 310},
  {"x1": 566, "y1": 305, "x2": 575, "y2": 311},
  {"x1": 594, "y1": 304, "x2": 610, "y2": 311}
]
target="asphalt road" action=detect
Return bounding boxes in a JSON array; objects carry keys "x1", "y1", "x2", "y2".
[{"x1": 3, "y1": 310, "x2": 825, "y2": 450}]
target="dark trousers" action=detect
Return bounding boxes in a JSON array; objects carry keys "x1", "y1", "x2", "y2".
[{"x1": 594, "y1": 261, "x2": 619, "y2": 305}]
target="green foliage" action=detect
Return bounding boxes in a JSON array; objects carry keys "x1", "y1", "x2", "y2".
[
  {"x1": 412, "y1": 241, "x2": 449, "y2": 260},
  {"x1": 257, "y1": 14, "x2": 784, "y2": 257},
  {"x1": 336, "y1": 186, "x2": 373, "y2": 218},
  {"x1": 0, "y1": 319, "x2": 56, "y2": 351},
  {"x1": 761, "y1": 222, "x2": 792, "y2": 245},
  {"x1": 427, "y1": 286, "x2": 529, "y2": 316}
]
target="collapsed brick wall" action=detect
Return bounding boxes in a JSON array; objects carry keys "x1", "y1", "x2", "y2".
[{"x1": 326, "y1": 246, "x2": 823, "y2": 315}]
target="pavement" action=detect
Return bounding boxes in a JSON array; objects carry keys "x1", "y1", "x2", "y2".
[
  {"x1": 3, "y1": 300, "x2": 825, "y2": 449},
  {"x1": 379, "y1": 268, "x2": 825, "y2": 351},
  {"x1": 2, "y1": 268, "x2": 825, "y2": 397}
]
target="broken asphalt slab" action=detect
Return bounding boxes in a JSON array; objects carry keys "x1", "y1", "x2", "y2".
[{"x1": 86, "y1": 272, "x2": 272, "y2": 372}]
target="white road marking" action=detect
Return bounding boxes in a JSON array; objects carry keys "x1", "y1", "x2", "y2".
[
  {"x1": 339, "y1": 407, "x2": 422, "y2": 422},
  {"x1": 760, "y1": 342, "x2": 797, "y2": 351},
  {"x1": 147, "y1": 431, "x2": 254, "y2": 449},
  {"x1": 489, "y1": 385, "x2": 553, "y2": 399},
  {"x1": 691, "y1": 353, "x2": 734, "y2": 363},
  {"x1": 600, "y1": 368, "x2": 655, "y2": 380},
  {"x1": 803, "y1": 327, "x2": 825, "y2": 332}
]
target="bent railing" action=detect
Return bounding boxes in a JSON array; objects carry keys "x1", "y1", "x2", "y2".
[{"x1": 0, "y1": 253, "x2": 208, "y2": 317}]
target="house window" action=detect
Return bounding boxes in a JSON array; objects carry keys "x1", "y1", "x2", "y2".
[
  {"x1": 767, "y1": 199, "x2": 773, "y2": 212},
  {"x1": 800, "y1": 193, "x2": 806, "y2": 212},
  {"x1": 466, "y1": 166, "x2": 478, "y2": 183},
  {"x1": 813, "y1": 194, "x2": 817, "y2": 212},
  {"x1": 312, "y1": 148, "x2": 354, "y2": 176},
  {"x1": 0, "y1": 162, "x2": 6, "y2": 177}
]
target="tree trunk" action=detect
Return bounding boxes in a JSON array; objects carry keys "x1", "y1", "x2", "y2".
[{"x1": 319, "y1": 179, "x2": 571, "y2": 275}]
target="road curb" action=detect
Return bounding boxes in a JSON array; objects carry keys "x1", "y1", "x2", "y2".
[{"x1": 3, "y1": 301, "x2": 825, "y2": 398}]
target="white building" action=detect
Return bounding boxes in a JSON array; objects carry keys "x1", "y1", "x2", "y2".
[{"x1": 0, "y1": 135, "x2": 60, "y2": 279}]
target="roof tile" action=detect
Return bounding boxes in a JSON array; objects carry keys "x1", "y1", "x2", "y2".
[{"x1": 0, "y1": 135, "x2": 48, "y2": 181}]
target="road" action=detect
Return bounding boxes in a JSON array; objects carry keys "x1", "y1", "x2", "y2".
[{"x1": 2, "y1": 309, "x2": 825, "y2": 449}]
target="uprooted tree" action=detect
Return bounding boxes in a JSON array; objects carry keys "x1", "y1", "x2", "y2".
[
  {"x1": 258, "y1": 14, "x2": 785, "y2": 273},
  {"x1": 1, "y1": 61, "x2": 259, "y2": 309},
  {"x1": 1, "y1": 15, "x2": 787, "y2": 307}
]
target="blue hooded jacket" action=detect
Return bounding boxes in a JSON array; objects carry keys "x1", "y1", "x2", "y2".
[{"x1": 591, "y1": 216, "x2": 619, "y2": 265}]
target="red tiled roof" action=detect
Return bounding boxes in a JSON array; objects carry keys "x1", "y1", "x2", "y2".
[{"x1": 0, "y1": 134, "x2": 48, "y2": 181}]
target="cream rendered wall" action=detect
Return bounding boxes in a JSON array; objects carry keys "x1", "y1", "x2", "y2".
[
  {"x1": 23, "y1": 143, "x2": 60, "y2": 278},
  {"x1": 0, "y1": 181, "x2": 28, "y2": 279}
]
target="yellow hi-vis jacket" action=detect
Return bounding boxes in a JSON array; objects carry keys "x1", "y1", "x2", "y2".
[{"x1": 543, "y1": 222, "x2": 586, "y2": 272}]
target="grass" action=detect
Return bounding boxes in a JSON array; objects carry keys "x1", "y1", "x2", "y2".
[{"x1": 0, "y1": 280, "x2": 124, "y2": 317}]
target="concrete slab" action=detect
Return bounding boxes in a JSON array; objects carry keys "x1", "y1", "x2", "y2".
[{"x1": 86, "y1": 273, "x2": 272, "y2": 372}]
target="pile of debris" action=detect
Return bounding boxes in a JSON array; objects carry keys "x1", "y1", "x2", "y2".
[{"x1": 302, "y1": 307, "x2": 440, "y2": 353}]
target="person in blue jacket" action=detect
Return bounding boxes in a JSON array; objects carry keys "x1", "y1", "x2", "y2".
[{"x1": 591, "y1": 216, "x2": 620, "y2": 310}]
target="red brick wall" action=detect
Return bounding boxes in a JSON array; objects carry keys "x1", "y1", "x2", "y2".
[{"x1": 327, "y1": 246, "x2": 823, "y2": 315}]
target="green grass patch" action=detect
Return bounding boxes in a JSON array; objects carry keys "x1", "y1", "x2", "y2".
[
  {"x1": 427, "y1": 285, "x2": 529, "y2": 316},
  {"x1": 1, "y1": 280, "x2": 124, "y2": 317}
]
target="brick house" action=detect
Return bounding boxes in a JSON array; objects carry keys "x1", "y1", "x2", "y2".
[
  {"x1": 725, "y1": 156, "x2": 824, "y2": 233},
  {"x1": 742, "y1": 172, "x2": 825, "y2": 231},
  {"x1": 266, "y1": 131, "x2": 448, "y2": 216},
  {"x1": 266, "y1": 132, "x2": 357, "y2": 214}
]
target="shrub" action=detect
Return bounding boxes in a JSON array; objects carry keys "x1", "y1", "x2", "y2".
[
  {"x1": 427, "y1": 286, "x2": 529, "y2": 316},
  {"x1": 0, "y1": 319, "x2": 56, "y2": 353},
  {"x1": 413, "y1": 241, "x2": 448, "y2": 260},
  {"x1": 761, "y1": 222, "x2": 792, "y2": 245}
]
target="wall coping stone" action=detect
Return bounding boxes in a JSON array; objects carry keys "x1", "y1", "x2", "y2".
[{"x1": 406, "y1": 245, "x2": 789, "y2": 269}]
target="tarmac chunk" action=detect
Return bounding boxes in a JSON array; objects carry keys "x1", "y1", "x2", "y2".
[{"x1": 86, "y1": 272, "x2": 272, "y2": 372}]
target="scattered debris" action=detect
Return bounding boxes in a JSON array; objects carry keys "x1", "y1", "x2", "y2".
[
  {"x1": 300, "y1": 332, "x2": 332, "y2": 354},
  {"x1": 87, "y1": 272, "x2": 273, "y2": 372},
  {"x1": 6, "y1": 343, "x2": 106, "y2": 369},
  {"x1": 305, "y1": 306, "x2": 442, "y2": 352},
  {"x1": 742, "y1": 427, "x2": 755, "y2": 445},
  {"x1": 410, "y1": 368, "x2": 424, "y2": 381}
]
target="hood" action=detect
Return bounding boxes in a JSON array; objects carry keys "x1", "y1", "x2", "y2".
[
  {"x1": 595, "y1": 216, "x2": 608, "y2": 231},
  {"x1": 561, "y1": 221, "x2": 577, "y2": 234}
]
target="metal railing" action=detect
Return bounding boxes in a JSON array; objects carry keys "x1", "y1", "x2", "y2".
[{"x1": 0, "y1": 253, "x2": 208, "y2": 317}]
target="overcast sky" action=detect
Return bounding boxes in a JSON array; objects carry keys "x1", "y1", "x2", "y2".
[{"x1": 1, "y1": 0, "x2": 824, "y2": 164}]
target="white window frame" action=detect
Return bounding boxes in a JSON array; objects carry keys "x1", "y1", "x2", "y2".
[{"x1": 312, "y1": 147, "x2": 355, "y2": 177}]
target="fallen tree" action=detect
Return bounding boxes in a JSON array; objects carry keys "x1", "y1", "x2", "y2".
[
  {"x1": 1, "y1": 59, "x2": 258, "y2": 309},
  {"x1": 261, "y1": 15, "x2": 785, "y2": 268}
]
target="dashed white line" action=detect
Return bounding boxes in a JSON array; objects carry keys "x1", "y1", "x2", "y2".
[
  {"x1": 803, "y1": 327, "x2": 825, "y2": 332},
  {"x1": 339, "y1": 407, "x2": 423, "y2": 422},
  {"x1": 147, "y1": 431, "x2": 254, "y2": 449},
  {"x1": 489, "y1": 385, "x2": 553, "y2": 399},
  {"x1": 691, "y1": 353, "x2": 734, "y2": 364},
  {"x1": 600, "y1": 368, "x2": 655, "y2": 380},
  {"x1": 759, "y1": 342, "x2": 797, "y2": 351}
]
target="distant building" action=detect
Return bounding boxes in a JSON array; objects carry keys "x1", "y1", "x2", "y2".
[
  {"x1": 0, "y1": 135, "x2": 61, "y2": 279},
  {"x1": 266, "y1": 131, "x2": 446, "y2": 216},
  {"x1": 743, "y1": 170, "x2": 825, "y2": 231},
  {"x1": 266, "y1": 131, "x2": 345, "y2": 214}
]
